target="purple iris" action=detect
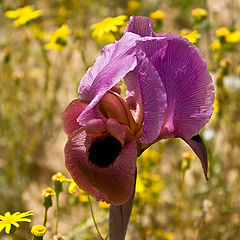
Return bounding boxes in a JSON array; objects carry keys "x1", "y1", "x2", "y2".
[{"x1": 63, "y1": 16, "x2": 215, "y2": 239}]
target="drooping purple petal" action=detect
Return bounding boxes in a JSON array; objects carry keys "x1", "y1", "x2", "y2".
[
  {"x1": 183, "y1": 134, "x2": 208, "y2": 180},
  {"x1": 109, "y1": 174, "x2": 136, "y2": 240},
  {"x1": 125, "y1": 16, "x2": 154, "y2": 37},
  {"x1": 139, "y1": 36, "x2": 215, "y2": 139},
  {"x1": 64, "y1": 127, "x2": 137, "y2": 206},
  {"x1": 62, "y1": 99, "x2": 88, "y2": 136},
  {"x1": 77, "y1": 32, "x2": 141, "y2": 126},
  {"x1": 135, "y1": 38, "x2": 167, "y2": 143}
]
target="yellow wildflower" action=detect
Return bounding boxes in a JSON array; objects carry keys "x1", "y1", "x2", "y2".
[
  {"x1": 31, "y1": 225, "x2": 47, "y2": 236},
  {"x1": 126, "y1": 0, "x2": 140, "y2": 15},
  {"x1": 182, "y1": 152, "x2": 194, "y2": 161},
  {"x1": 42, "y1": 187, "x2": 55, "y2": 197},
  {"x1": 52, "y1": 172, "x2": 66, "y2": 182},
  {"x1": 5, "y1": 5, "x2": 42, "y2": 27},
  {"x1": 0, "y1": 211, "x2": 33, "y2": 234},
  {"x1": 44, "y1": 25, "x2": 71, "y2": 51},
  {"x1": 79, "y1": 193, "x2": 89, "y2": 203},
  {"x1": 96, "y1": 32, "x2": 116, "y2": 44},
  {"x1": 236, "y1": 65, "x2": 240, "y2": 75},
  {"x1": 98, "y1": 201, "x2": 110, "y2": 208},
  {"x1": 149, "y1": 10, "x2": 166, "y2": 21},
  {"x1": 91, "y1": 15, "x2": 127, "y2": 43},
  {"x1": 216, "y1": 27, "x2": 230, "y2": 38},
  {"x1": 191, "y1": 8, "x2": 207, "y2": 21},
  {"x1": 68, "y1": 180, "x2": 78, "y2": 194},
  {"x1": 180, "y1": 29, "x2": 201, "y2": 43},
  {"x1": 226, "y1": 31, "x2": 240, "y2": 43},
  {"x1": 210, "y1": 40, "x2": 221, "y2": 51}
]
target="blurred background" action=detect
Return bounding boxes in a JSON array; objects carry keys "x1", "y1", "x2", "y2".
[{"x1": 0, "y1": 0, "x2": 240, "y2": 239}]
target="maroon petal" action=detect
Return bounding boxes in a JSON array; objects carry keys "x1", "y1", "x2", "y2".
[
  {"x1": 106, "y1": 118, "x2": 126, "y2": 145},
  {"x1": 62, "y1": 99, "x2": 88, "y2": 136},
  {"x1": 125, "y1": 16, "x2": 154, "y2": 37},
  {"x1": 64, "y1": 129, "x2": 137, "y2": 205},
  {"x1": 85, "y1": 119, "x2": 107, "y2": 136}
]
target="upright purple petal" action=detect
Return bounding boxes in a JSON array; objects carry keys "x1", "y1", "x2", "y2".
[
  {"x1": 140, "y1": 36, "x2": 215, "y2": 139},
  {"x1": 77, "y1": 32, "x2": 141, "y2": 126},
  {"x1": 135, "y1": 38, "x2": 167, "y2": 143},
  {"x1": 125, "y1": 16, "x2": 154, "y2": 37}
]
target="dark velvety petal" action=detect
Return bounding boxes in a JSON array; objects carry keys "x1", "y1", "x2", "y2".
[
  {"x1": 135, "y1": 39, "x2": 167, "y2": 143},
  {"x1": 65, "y1": 128, "x2": 109, "y2": 202},
  {"x1": 77, "y1": 32, "x2": 141, "y2": 126},
  {"x1": 125, "y1": 16, "x2": 154, "y2": 37},
  {"x1": 62, "y1": 99, "x2": 88, "y2": 136},
  {"x1": 183, "y1": 134, "x2": 208, "y2": 180},
  {"x1": 109, "y1": 174, "x2": 136, "y2": 240},
  {"x1": 65, "y1": 128, "x2": 137, "y2": 205},
  {"x1": 147, "y1": 36, "x2": 215, "y2": 139}
]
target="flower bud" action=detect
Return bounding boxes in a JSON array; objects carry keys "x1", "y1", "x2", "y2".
[{"x1": 31, "y1": 225, "x2": 46, "y2": 240}]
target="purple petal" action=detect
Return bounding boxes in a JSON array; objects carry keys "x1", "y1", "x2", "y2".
[
  {"x1": 77, "y1": 32, "x2": 141, "y2": 126},
  {"x1": 62, "y1": 99, "x2": 88, "y2": 136},
  {"x1": 135, "y1": 39, "x2": 167, "y2": 143},
  {"x1": 183, "y1": 134, "x2": 208, "y2": 180},
  {"x1": 145, "y1": 36, "x2": 215, "y2": 139},
  {"x1": 64, "y1": 128, "x2": 137, "y2": 205},
  {"x1": 124, "y1": 70, "x2": 144, "y2": 126},
  {"x1": 125, "y1": 16, "x2": 154, "y2": 37},
  {"x1": 109, "y1": 175, "x2": 136, "y2": 240}
]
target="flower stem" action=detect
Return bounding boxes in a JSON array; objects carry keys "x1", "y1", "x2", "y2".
[
  {"x1": 55, "y1": 193, "x2": 60, "y2": 234},
  {"x1": 43, "y1": 207, "x2": 48, "y2": 227},
  {"x1": 87, "y1": 195, "x2": 107, "y2": 240}
]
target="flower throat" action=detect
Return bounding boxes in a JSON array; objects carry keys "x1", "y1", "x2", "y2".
[{"x1": 88, "y1": 136, "x2": 122, "y2": 167}]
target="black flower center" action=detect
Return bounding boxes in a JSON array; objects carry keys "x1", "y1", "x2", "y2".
[{"x1": 88, "y1": 136, "x2": 122, "y2": 168}]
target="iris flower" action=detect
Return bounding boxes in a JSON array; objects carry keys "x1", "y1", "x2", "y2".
[{"x1": 63, "y1": 16, "x2": 215, "y2": 239}]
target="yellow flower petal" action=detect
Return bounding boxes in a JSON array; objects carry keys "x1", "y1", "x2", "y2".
[
  {"x1": 149, "y1": 10, "x2": 165, "y2": 20},
  {"x1": 5, "y1": 224, "x2": 11, "y2": 234}
]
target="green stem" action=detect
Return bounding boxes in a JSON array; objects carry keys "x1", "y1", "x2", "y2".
[
  {"x1": 43, "y1": 207, "x2": 48, "y2": 227},
  {"x1": 88, "y1": 195, "x2": 106, "y2": 240},
  {"x1": 55, "y1": 193, "x2": 60, "y2": 234},
  {"x1": 11, "y1": 233, "x2": 15, "y2": 240}
]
